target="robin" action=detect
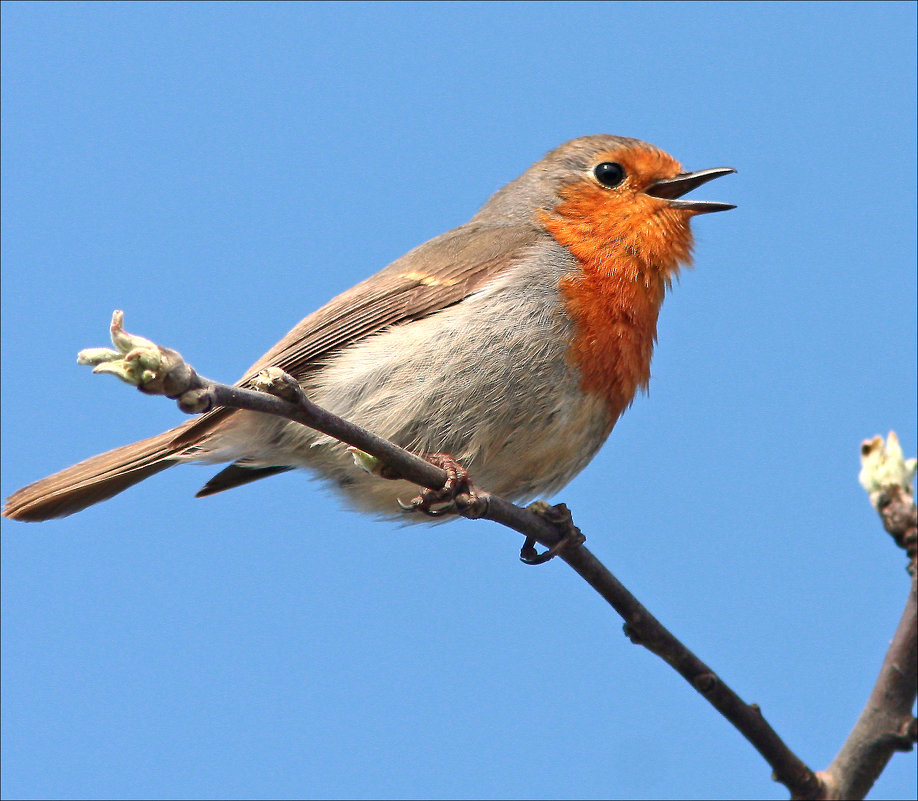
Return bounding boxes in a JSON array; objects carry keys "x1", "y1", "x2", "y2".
[{"x1": 2, "y1": 135, "x2": 734, "y2": 522}]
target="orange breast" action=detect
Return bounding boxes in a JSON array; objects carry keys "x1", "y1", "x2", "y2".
[{"x1": 540, "y1": 168, "x2": 694, "y2": 416}]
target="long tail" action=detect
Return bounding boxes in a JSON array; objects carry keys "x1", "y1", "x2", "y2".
[{"x1": 3, "y1": 425, "x2": 195, "y2": 522}]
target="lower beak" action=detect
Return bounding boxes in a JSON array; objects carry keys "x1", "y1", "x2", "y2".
[{"x1": 646, "y1": 167, "x2": 736, "y2": 214}]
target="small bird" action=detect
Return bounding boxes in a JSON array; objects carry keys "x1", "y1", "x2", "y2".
[{"x1": 3, "y1": 135, "x2": 734, "y2": 522}]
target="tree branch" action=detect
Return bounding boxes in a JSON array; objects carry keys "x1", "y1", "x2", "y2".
[
  {"x1": 75, "y1": 311, "x2": 846, "y2": 797},
  {"x1": 819, "y1": 571, "x2": 916, "y2": 799},
  {"x1": 557, "y1": 544, "x2": 821, "y2": 798},
  {"x1": 815, "y1": 435, "x2": 918, "y2": 799}
]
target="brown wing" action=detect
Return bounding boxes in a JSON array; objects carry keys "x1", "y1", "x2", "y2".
[{"x1": 173, "y1": 222, "x2": 542, "y2": 450}]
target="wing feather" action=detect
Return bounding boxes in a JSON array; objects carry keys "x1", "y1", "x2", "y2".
[{"x1": 172, "y1": 222, "x2": 542, "y2": 449}]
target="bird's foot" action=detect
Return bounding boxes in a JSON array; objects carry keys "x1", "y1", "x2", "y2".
[
  {"x1": 520, "y1": 501, "x2": 585, "y2": 565},
  {"x1": 398, "y1": 454, "x2": 487, "y2": 518}
]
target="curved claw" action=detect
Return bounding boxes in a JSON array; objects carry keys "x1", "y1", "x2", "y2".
[
  {"x1": 397, "y1": 496, "x2": 418, "y2": 511},
  {"x1": 520, "y1": 535, "x2": 574, "y2": 565},
  {"x1": 423, "y1": 506, "x2": 451, "y2": 517},
  {"x1": 519, "y1": 501, "x2": 585, "y2": 564},
  {"x1": 396, "y1": 454, "x2": 477, "y2": 518},
  {"x1": 398, "y1": 494, "x2": 457, "y2": 517}
]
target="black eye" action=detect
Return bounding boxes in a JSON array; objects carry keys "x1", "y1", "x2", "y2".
[{"x1": 594, "y1": 162, "x2": 625, "y2": 188}]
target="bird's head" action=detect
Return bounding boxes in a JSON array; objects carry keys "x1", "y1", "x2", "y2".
[{"x1": 530, "y1": 136, "x2": 735, "y2": 278}]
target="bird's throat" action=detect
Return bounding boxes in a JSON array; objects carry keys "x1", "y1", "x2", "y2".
[{"x1": 540, "y1": 194, "x2": 692, "y2": 416}]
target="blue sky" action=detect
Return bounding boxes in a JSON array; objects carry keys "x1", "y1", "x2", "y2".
[{"x1": 2, "y1": 2, "x2": 915, "y2": 799}]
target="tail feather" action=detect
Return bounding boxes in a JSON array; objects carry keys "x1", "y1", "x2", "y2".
[{"x1": 3, "y1": 425, "x2": 194, "y2": 522}]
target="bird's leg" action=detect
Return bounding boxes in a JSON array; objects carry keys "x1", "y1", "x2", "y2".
[
  {"x1": 398, "y1": 454, "x2": 487, "y2": 518},
  {"x1": 519, "y1": 501, "x2": 586, "y2": 565}
]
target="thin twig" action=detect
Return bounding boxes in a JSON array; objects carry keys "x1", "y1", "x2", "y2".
[
  {"x1": 560, "y1": 545, "x2": 823, "y2": 798},
  {"x1": 81, "y1": 313, "x2": 827, "y2": 797}
]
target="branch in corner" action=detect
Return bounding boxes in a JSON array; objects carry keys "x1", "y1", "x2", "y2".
[{"x1": 815, "y1": 434, "x2": 918, "y2": 798}]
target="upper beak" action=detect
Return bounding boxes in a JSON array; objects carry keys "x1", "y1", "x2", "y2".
[{"x1": 645, "y1": 167, "x2": 736, "y2": 214}]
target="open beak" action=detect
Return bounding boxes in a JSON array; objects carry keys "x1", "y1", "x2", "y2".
[{"x1": 646, "y1": 167, "x2": 736, "y2": 214}]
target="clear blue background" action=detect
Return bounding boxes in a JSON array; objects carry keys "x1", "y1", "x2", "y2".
[{"x1": 2, "y1": 2, "x2": 916, "y2": 799}]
